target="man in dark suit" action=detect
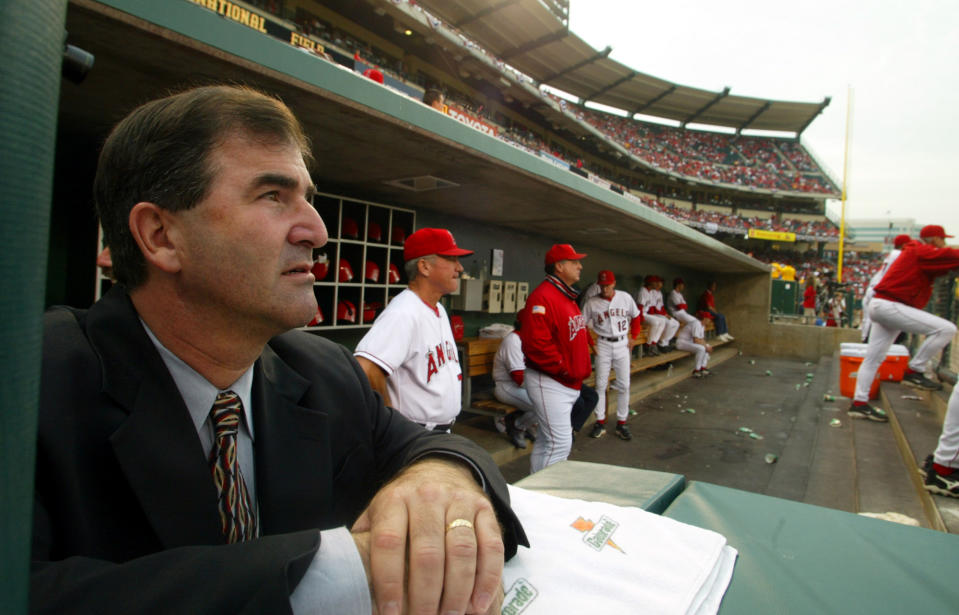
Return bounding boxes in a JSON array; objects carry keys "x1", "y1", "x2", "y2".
[{"x1": 32, "y1": 85, "x2": 526, "y2": 614}]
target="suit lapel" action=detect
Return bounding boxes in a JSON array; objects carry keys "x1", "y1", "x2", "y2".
[
  {"x1": 253, "y1": 345, "x2": 334, "y2": 534},
  {"x1": 91, "y1": 288, "x2": 223, "y2": 547}
]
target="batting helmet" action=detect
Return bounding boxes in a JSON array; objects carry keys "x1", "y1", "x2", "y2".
[
  {"x1": 311, "y1": 253, "x2": 330, "y2": 281},
  {"x1": 388, "y1": 263, "x2": 401, "y2": 284},
  {"x1": 342, "y1": 217, "x2": 360, "y2": 239},
  {"x1": 338, "y1": 258, "x2": 354, "y2": 283},
  {"x1": 337, "y1": 300, "x2": 357, "y2": 323},
  {"x1": 307, "y1": 305, "x2": 324, "y2": 327},
  {"x1": 367, "y1": 221, "x2": 383, "y2": 242},
  {"x1": 361, "y1": 301, "x2": 380, "y2": 323},
  {"x1": 365, "y1": 261, "x2": 380, "y2": 283},
  {"x1": 391, "y1": 225, "x2": 406, "y2": 245}
]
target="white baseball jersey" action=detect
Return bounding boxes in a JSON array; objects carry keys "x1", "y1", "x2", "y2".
[
  {"x1": 354, "y1": 288, "x2": 461, "y2": 425},
  {"x1": 862, "y1": 249, "x2": 902, "y2": 312},
  {"x1": 649, "y1": 288, "x2": 667, "y2": 313},
  {"x1": 637, "y1": 287, "x2": 655, "y2": 313},
  {"x1": 861, "y1": 249, "x2": 903, "y2": 340},
  {"x1": 668, "y1": 289, "x2": 689, "y2": 314},
  {"x1": 677, "y1": 319, "x2": 705, "y2": 343},
  {"x1": 493, "y1": 331, "x2": 525, "y2": 383},
  {"x1": 583, "y1": 291, "x2": 640, "y2": 339}
]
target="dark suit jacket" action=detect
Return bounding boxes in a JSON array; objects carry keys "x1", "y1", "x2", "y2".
[{"x1": 31, "y1": 287, "x2": 527, "y2": 614}]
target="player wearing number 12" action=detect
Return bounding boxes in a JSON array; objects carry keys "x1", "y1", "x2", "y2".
[{"x1": 582, "y1": 270, "x2": 642, "y2": 440}]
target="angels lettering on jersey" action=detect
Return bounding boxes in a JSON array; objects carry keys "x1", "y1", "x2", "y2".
[
  {"x1": 425, "y1": 339, "x2": 460, "y2": 383},
  {"x1": 568, "y1": 314, "x2": 587, "y2": 341},
  {"x1": 591, "y1": 307, "x2": 633, "y2": 332}
]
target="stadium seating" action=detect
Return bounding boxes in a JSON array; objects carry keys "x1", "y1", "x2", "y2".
[{"x1": 228, "y1": 0, "x2": 841, "y2": 248}]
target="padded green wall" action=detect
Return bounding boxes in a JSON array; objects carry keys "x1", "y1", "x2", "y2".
[{"x1": 0, "y1": 1, "x2": 67, "y2": 611}]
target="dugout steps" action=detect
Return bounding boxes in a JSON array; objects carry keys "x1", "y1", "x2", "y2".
[
  {"x1": 459, "y1": 349, "x2": 959, "y2": 535},
  {"x1": 881, "y1": 381, "x2": 959, "y2": 532},
  {"x1": 452, "y1": 343, "x2": 740, "y2": 467}
]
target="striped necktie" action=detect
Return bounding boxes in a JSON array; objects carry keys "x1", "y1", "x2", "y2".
[{"x1": 209, "y1": 390, "x2": 258, "y2": 542}]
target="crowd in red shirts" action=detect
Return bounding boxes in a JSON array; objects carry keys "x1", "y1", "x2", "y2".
[
  {"x1": 580, "y1": 109, "x2": 836, "y2": 194},
  {"x1": 642, "y1": 198, "x2": 841, "y2": 241}
]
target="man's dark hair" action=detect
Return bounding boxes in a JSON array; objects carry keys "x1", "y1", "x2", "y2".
[
  {"x1": 423, "y1": 88, "x2": 444, "y2": 107},
  {"x1": 94, "y1": 85, "x2": 312, "y2": 288}
]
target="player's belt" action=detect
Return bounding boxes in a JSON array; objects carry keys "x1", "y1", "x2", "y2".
[
  {"x1": 600, "y1": 335, "x2": 626, "y2": 342},
  {"x1": 419, "y1": 420, "x2": 455, "y2": 432}
]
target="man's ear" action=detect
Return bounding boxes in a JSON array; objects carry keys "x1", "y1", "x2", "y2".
[{"x1": 128, "y1": 202, "x2": 182, "y2": 274}]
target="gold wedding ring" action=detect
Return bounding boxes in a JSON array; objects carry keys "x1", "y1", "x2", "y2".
[{"x1": 446, "y1": 518, "x2": 474, "y2": 533}]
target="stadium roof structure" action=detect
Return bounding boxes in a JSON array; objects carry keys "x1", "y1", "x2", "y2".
[
  {"x1": 60, "y1": 0, "x2": 766, "y2": 275},
  {"x1": 410, "y1": 0, "x2": 831, "y2": 135}
]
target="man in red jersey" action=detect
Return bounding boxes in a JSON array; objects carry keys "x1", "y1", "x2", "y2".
[
  {"x1": 519, "y1": 244, "x2": 591, "y2": 472},
  {"x1": 849, "y1": 225, "x2": 959, "y2": 422}
]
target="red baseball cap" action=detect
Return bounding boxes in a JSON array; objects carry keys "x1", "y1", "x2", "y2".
[
  {"x1": 545, "y1": 243, "x2": 587, "y2": 265},
  {"x1": 893, "y1": 234, "x2": 912, "y2": 249},
  {"x1": 919, "y1": 225, "x2": 953, "y2": 239},
  {"x1": 597, "y1": 270, "x2": 615, "y2": 284},
  {"x1": 403, "y1": 228, "x2": 474, "y2": 262},
  {"x1": 673, "y1": 277, "x2": 685, "y2": 286}
]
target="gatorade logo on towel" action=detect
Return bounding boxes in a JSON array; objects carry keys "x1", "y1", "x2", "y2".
[
  {"x1": 571, "y1": 515, "x2": 625, "y2": 553},
  {"x1": 502, "y1": 578, "x2": 538, "y2": 614}
]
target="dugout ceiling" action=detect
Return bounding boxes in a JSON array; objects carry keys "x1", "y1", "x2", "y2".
[
  {"x1": 408, "y1": 0, "x2": 830, "y2": 134},
  {"x1": 59, "y1": 0, "x2": 764, "y2": 274}
]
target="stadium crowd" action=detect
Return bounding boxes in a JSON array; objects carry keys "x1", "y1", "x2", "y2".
[
  {"x1": 643, "y1": 198, "x2": 840, "y2": 241},
  {"x1": 752, "y1": 251, "x2": 886, "y2": 301},
  {"x1": 581, "y1": 108, "x2": 835, "y2": 194},
  {"x1": 238, "y1": 0, "x2": 838, "y2": 200}
]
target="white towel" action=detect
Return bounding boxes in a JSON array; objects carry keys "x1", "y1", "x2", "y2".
[{"x1": 502, "y1": 485, "x2": 737, "y2": 615}]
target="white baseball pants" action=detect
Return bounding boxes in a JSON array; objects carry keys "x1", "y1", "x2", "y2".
[
  {"x1": 494, "y1": 380, "x2": 535, "y2": 413},
  {"x1": 934, "y1": 383, "x2": 959, "y2": 469},
  {"x1": 675, "y1": 339, "x2": 709, "y2": 371},
  {"x1": 593, "y1": 338, "x2": 631, "y2": 422},
  {"x1": 859, "y1": 287, "x2": 875, "y2": 341},
  {"x1": 493, "y1": 380, "x2": 537, "y2": 431},
  {"x1": 853, "y1": 298, "x2": 957, "y2": 403},
  {"x1": 659, "y1": 317, "x2": 680, "y2": 346},
  {"x1": 645, "y1": 314, "x2": 666, "y2": 344},
  {"x1": 672, "y1": 309, "x2": 699, "y2": 327},
  {"x1": 525, "y1": 368, "x2": 579, "y2": 473}
]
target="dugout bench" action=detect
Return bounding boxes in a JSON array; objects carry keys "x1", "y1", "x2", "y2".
[{"x1": 457, "y1": 321, "x2": 725, "y2": 418}]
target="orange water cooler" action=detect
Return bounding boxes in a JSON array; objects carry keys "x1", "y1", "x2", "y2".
[{"x1": 838, "y1": 343, "x2": 910, "y2": 399}]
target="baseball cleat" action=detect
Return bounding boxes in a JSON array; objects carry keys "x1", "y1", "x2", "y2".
[
  {"x1": 923, "y1": 464, "x2": 959, "y2": 498},
  {"x1": 847, "y1": 402, "x2": 889, "y2": 423},
  {"x1": 589, "y1": 422, "x2": 606, "y2": 438},
  {"x1": 903, "y1": 372, "x2": 942, "y2": 391},
  {"x1": 615, "y1": 423, "x2": 632, "y2": 441},
  {"x1": 504, "y1": 413, "x2": 527, "y2": 449}
]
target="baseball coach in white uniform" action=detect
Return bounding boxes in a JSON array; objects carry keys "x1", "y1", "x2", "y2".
[
  {"x1": 355, "y1": 228, "x2": 473, "y2": 431},
  {"x1": 582, "y1": 270, "x2": 643, "y2": 440}
]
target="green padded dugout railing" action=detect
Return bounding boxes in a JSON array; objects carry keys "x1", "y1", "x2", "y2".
[
  {"x1": 0, "y1": 1, "x2": 68, "y2": 613},
  {"x1": 664, "y1": 481, "x2": 959, "y2": 613}
]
